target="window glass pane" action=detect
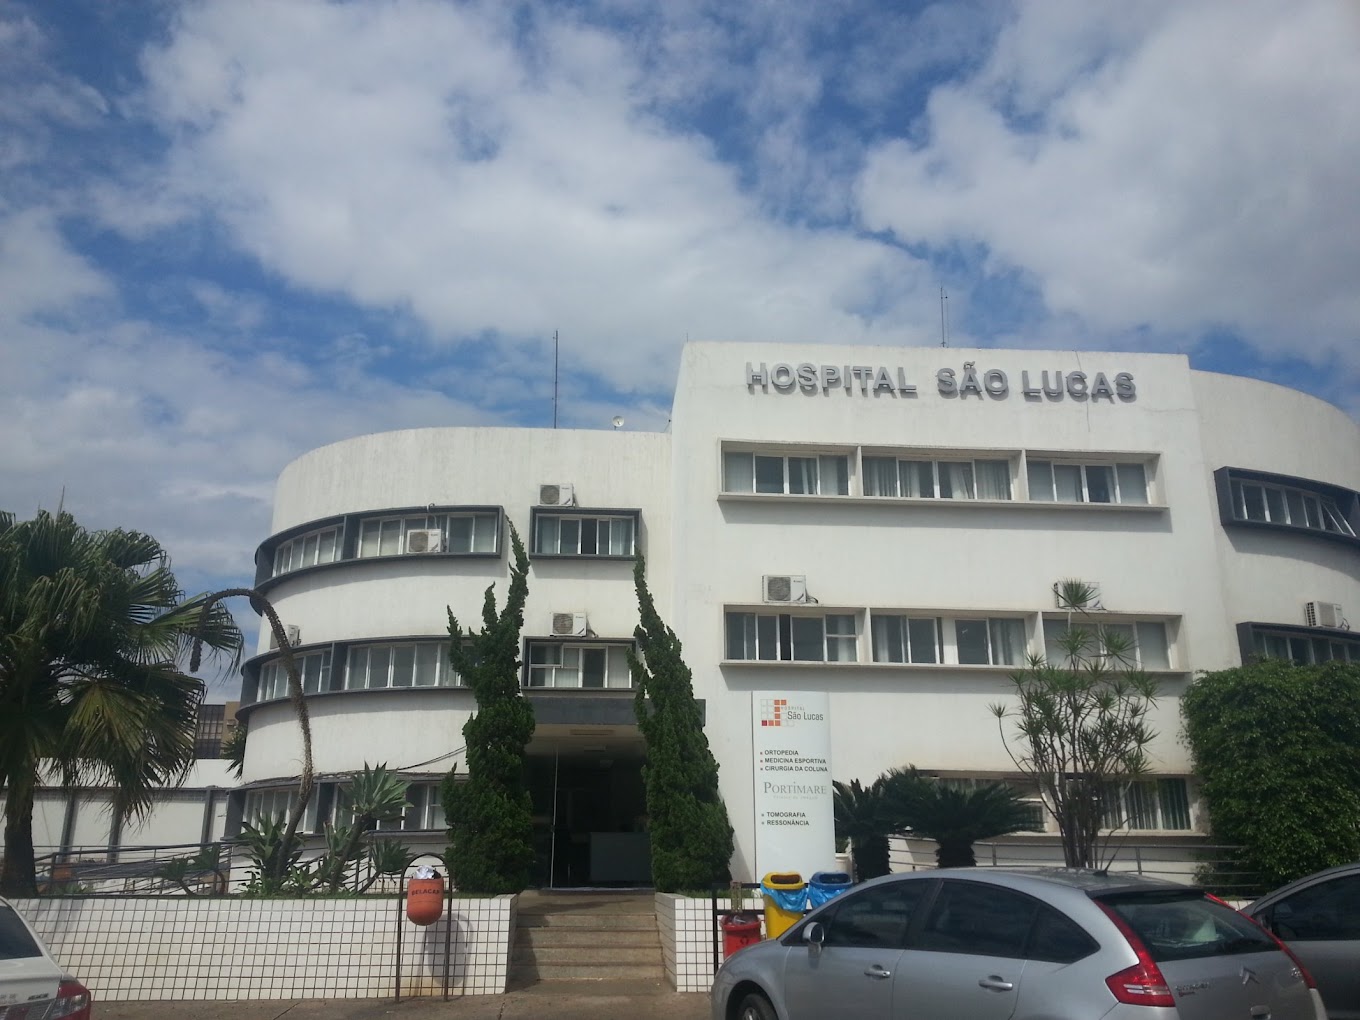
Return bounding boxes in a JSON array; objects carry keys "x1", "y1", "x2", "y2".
[
  {"x1": 536, "y1": 516, "x2": 560, "y2": 554},
  {"x1": 918, "y1": 881, "x2": 1038, "y2": 958},
  {"x1": 610, "y1": 518, "x2": 634, "y2": 555},
  {"x1": 955, "y1": 620, "x2": 991, "y2": 665},
  {"x1": 939, "y1": 462, "x2": 975, "y2": 499},
  {"x1": 1158, "y1": 780, "x2": 1191, "y2": 830},
  {"x1": 1241, "y1": 484, "x2": 1267, "y2": 521},
  {"x1": 757, "y1": 615, "x2": 778, "y2": 661},
  {"x1": 1100, "y1": 623, "x2": 1137, "y2": 666},
  {"x1": 318, "y1": 530, "x2": 338, "y2": 562},
  {"x1": 864, "y1": 457, "x2": 898, "y2": 497},
  {"x1": 319, "y1": 650, "x2": 337, "y2": 692},
  {"x1": 1287, "y1": 637, "x2": 1311, "y2": 665},
  {"x1": 788, "y1": 457, "x2": 818, "y2": 495},
  {"x1": 872, "y1": 616, "x2": 904, "y2": 663},
  {"x1": 908, "y1": 618, "x2": 939, "y2": 663},
  {"x1": 754, "y1": 456, "x2": 785, "y2": 493},
  {"x1": 607, "y1": 646, "x2": 631, "y2": 688},
  {"x1": 726, "y1": 613, "x2": 754, "y2": 660},
  {"x1": 1043, "y1": 619, "x2": 1070, "y2": 663},
  {"x1": 347, "y1": 648, "x2": 368, "y2": 690},
  {"x1": 379, "y1": 519, "x2": 401, "y2": 555},
  {"x1": 359, "y1": 520, "x2": 381, "y2": 557},
  {"x1": 1086, "y1": 465, "x2": 1115, "y2": 503},
  {"x1": 975, "y1": 460, "x2": 1012, "y2": 500},
  {"x1": 822, "y1": 883, "x2": 929, "y2": 949},
  {"x1": 427, "y1": 787, "x2": 446, "y2": 830},
  {"x1": 790, "y1": 616, "x2": 825, "y2": 661},
  {"x1": 391, "y1": 645, "x2": 416, "y2": 687},
  {"x1": 989, "y1": 618, "x2": 1026, "y2": 665},
  {"x1": 1054, "y1": 464, "x2": 1083, "y2": 502},
  {"x1": 580, "y1": 518, "x2": 598, "y2": 555},
  {"x1": 368, "y1": 646, "x2": 391, "y2": 689},
  {"x1": 723, "y1": 452, "x2": 754, "y2": 493},
  {"x1": 301, "y1": 533, "x2": 319, "y2": 566},
  {"x1": 819, "y1": 456, "x2": 849, "y2": 495},
  {"x1": 1264, "y1": 487, "x2": 1286, "y2": 523},
  {"x1": 1273, "y1": 875, "x2": 1360, "y2": 941},
  {"x1": 1127, "y1": 782, "x2": 1158, "y2": 828},
  {"x1": 582, "y1": 648, "x2": 607, "y2": 688},
  {"x1": 1303, "y1": 495, "x2": 1322, "y2": 529},
  {"x1": 414, "y1": 643, "x2": 439, "y2": 686},
  {"x1": 560, "y1": 518, "x2": 580, "y2": 554},
  {"x1": 1284, "y1": 489, "x2": 1305, "y2": 526},
  {"x1": 1136, "y1": 622, "x2": 1171, "y2": 670},
  {"x1": 1028, "y1": 906, "x2": 1098, "y2": 964},
  {"x1": 472, "y1": 514, "x2": 497, "y2": 552},
  {"x1": 1323, "y1": 502, "x2": 1353, "y2": 535},
  {"x1": 1027, "y1": 460, "x2": 1054, "y2": 501},
  {"x1": 826, "y1": 614, "x2": 857, "y2": 662},
  {"x1": 1116, "y1": 464, "x2": 1148, "y2": 504},
  {"x1": 901, "y1": 461, "x2": 932, "y2": 498},
  {"x1": 302, "y1": 654, "x2": 321, "y2": 694},
  {"x1": 448, "y1": 516, "x2": 472, "y2": 553}
]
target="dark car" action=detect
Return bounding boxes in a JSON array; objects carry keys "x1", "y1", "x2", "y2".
[
  {"x1": 1246, "y1": 863, "x2": 1360, "y2": 1020},
  {"x1": 712, "y1": 868, "x2": 1326, "y2": 1020}
]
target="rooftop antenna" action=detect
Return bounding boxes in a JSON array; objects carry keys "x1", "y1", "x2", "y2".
[
  {"x1": 552, "y1": 330, "x2": 559, "y2": 429},
  {"x1": 939, "y1": 288, "x2": 949, "y2": 347}
]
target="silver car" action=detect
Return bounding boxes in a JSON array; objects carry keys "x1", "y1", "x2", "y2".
[
  {"x1": 711, "y1": 868, "x2": 1327, "y2": 1020},
  {"x1": 1246, "y1": 862, "x2": 1360, "y2": 1020}
]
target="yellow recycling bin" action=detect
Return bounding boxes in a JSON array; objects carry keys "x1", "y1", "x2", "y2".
[{"x1": 761, "y1": 871, "x2": 807, "y2": 938}]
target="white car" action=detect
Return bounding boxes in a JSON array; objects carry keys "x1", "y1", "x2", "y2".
[{"x1": 0, "y1": 897, "x2": 92, "y2": 1020}]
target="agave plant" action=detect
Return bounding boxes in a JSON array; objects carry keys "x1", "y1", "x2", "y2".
[
  {"x1": 239, "y1": 815, "x2": 303, "y2": 894},
  {"x1": 323, "y1": 763, "x2": 410, "y2": 892}
]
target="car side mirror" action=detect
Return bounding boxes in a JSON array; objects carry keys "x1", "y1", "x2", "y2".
[{"x1": 804, "y1": 921, "x2": 826, "y2": 950}]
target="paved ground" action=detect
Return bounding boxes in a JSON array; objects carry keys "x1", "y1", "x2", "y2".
[{"x1": 95, "y1": 980, "x2": 711, "y2": 1020}]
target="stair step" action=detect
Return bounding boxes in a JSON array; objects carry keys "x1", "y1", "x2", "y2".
[
  {"x1": 516, "y1": 927, "x2": 659, "y2": 948},
  {"x1": 509, "y1": 962, "x2": 666, "y2": 982},
  {"x1": 513, "y1": 945, "x2": 662, "y2": 965},
  {"x1": 517, "y1": 912, "x2": 658, "y2": 929}
]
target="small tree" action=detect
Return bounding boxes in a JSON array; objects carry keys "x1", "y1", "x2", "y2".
[
  {"x1": 832, "y1": 776, "x2": 897, "y2": 880},
  {"x1": 441, "y1": 524, "x2": 535, "y2": 894},
  {"x1": 1183, "y1": 658, "x2": 1360, "y2": 892},
  {"x1": 628, "y1": 556, "x2": 734, "y2": 891},
  {"x1": 990, "y1": 581, "x2": 1159, "y2": 868},
  {"x1": 890, "y1": 769, "x2": 1036, "y2": 868}
]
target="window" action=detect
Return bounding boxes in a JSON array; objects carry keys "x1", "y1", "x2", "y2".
[
  {"x1": 259, "y1": 649, "x2": 334, "y2": 700},
  {"x1": 870, "y1": 615, "x2": 941, "y2": 664},
  {"x1": 1043, "y1": 619, "x2": 1172, "y2": 669},
  {"x1": 723, "y1": 451, "x2": 850, "y2": 495},
  {"x1": 357, "y1": 512, "x2": 498, "y2": 557},
  {"x1": 863, "y1": 457, "x2": 1012, "y2": 500},
  {"x1": 272, "y1": 525, "x2": 342, "y2": 576},
  {"x1": 1099, "y1": 893, "x2": 1273, "y2": 963},
  {"x1": 534, "y1": 513, "x2": 635, "y2": 556},
  {"x1": 725, "y1": 612, "x2": 859, "y2": 662},
  {"x1": 1252, "y1": 629, "x2": 1360, "y2": 665},
  {"x1": 916, "y1": 880, "x2": 1039, "y2": 958},
  {"x1": 955, "y1": 618, "x2": 1027, "y2": 665},
  {"x1": 1101, "y1": 779, "x2": 1192, "y2": 831},
  {"x1": 329, "y1": 781, "x2": 445, "y2": 832},
  {"x1": 1027, "y1": 460, "x2": 1149, "y2": 504},
  {"x1": 526, "y1": 643, "x2": 632, "y2": 688},
  {"x1": 818, "y1": 881, "x2": 929, "y2": 949},
  {"x1": 937, "y1": 778, "x2": 1046, "y2": 831},
  {"x1": 1264, "y1": 874, "x2": 1360, "y2": 941},
  {"x1": 1027, "y1": 906, "x2": 1099, "y2": 964},
  {"x1": 245, "y1": 787, "x2": 320, "y2": 833},
  {"x1": 0, "y1": 904, "x2": 43, "y2": 960},
  {"x1": 347, "y1": 641, "x2": 459, "y2": 690},
  {"x1": 1230, "y1": 478, "x2": 1354, "y2": 536}
]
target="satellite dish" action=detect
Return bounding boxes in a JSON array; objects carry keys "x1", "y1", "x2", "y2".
[{"x1": 611, "y1": 416, "x2": 624, "y2": 429}]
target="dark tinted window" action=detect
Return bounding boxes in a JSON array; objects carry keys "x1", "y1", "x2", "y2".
[
  {"x1": 0, "y1": 906, "x2": 43, "y2": 960},
  {"x1": 1027, "y1": 905, "x2": 1099, "y2": 963},
  {"x1": 916, "y1": 880, "x2": 1039, "y2": 958},
  {"x1": 1100, "y1": 892, "x2": 1275, "y2": 962},
  {"x1": 820, "y1": 881, "x2": 929, "y2": 949},
  {"x1": 1270, "y1": 874, "x2": 1360, "y2": 941}
]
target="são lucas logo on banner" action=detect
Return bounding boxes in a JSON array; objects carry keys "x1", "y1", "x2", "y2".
[{"x1": 758, "y1": 697, "x2": 825, "y2": 728}]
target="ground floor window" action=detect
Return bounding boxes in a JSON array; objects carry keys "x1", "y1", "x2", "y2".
[
  {"x1": 1101, "y1": 779, "x2": 1192, "y2": 831},
  {"x1": 1253, "y1": 629, "x2": 1360, "y2": 665}
]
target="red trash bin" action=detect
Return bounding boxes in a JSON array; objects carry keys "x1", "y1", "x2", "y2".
[{"x1": 721, "y1": 912, "x2": 762, "y2": 958}]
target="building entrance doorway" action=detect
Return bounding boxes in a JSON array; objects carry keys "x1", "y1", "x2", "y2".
[{"x1": 527, "y1": 742, "x2": 650, "y2": 888}]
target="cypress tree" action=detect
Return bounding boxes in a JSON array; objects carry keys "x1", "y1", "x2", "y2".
[
  {"x1": 441, "y1": 523, "x2": 535, "y2": 893},
  {"x1": 628, "y1": 556, "x2": 734, "y2": 891}
]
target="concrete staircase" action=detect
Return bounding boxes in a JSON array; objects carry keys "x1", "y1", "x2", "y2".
[{"x1": 510, "y1": 891, "x2": 664, "y2": 985}]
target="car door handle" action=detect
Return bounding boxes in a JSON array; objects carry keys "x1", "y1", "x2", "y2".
[
  {"x1": 978, "y1": 976, "x2": 1015, "y2": 992},
  {"x1": 864, "y1": 965, "x2": 893, "y2": 980}
]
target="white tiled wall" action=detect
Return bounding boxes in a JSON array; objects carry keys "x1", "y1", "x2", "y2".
[
  {"x1": 12, "y1": 895, "x2": 514, "y2": 1000},
  {"x1": 656, "y1": 894, "x2": 766, "y2": 993}
]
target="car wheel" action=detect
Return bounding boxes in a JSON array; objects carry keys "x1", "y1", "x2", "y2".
[{"x1": 736, "y1": 991, "x2": 777, "y2": 1020}]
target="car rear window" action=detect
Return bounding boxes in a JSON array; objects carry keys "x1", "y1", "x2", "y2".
[
  {"x1": 1097, "y1": 892, "x2": 1276, "y2": 963},
  {"x1": 0, "y1": 906, "x2": 43, "y2": 960}
]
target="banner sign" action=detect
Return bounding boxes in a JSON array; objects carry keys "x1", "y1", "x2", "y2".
[{"x1": 752, "y1": 691, "x2": 836, "y2": 880}]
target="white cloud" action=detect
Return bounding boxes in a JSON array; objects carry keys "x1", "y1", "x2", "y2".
[{"x1": 858, "y1": 0, "x2": 1360, "y2": 364}]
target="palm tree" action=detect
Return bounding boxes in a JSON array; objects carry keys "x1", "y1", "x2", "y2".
[
  {"x1": 0, "y1": 510, "x2": 242, "y2": 895},
  {"x1": 890, "y1": 768, "x2": 1036, "y2": 868},
  {"x1": 832, "y1": 776, "x2": 901, "y2": 881}
]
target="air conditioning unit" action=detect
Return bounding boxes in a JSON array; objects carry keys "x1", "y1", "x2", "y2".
[
  {"x1": 762, "y1": 575, "x2": 808, "y2": 604},
  {"x1": 284, "y1": 624, "x2": 302, "y2": 647},
  {"x1": 403, "y1": 528, "x2": 444, "y2": 554},
  {"x1": 551, "y1": 612, "x2": 589, "y2": 636},
  {"x1": 1053, "y1": 579, "x2": 1103, "y2": 611},
  {"x1": 539, "y1": 483, "x2": 576, "y2": 507},
  {"x1": 1306, "y1": 601, "x2": 1346, "y2": 629}
]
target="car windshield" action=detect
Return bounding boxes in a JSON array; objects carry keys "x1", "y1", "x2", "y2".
[
  {"x1": 1098, "y1": 891, "x2": 1276, "y2": 963},
  {"x1": 0, "y1": 906, "x2": 43, "y2": 960}
]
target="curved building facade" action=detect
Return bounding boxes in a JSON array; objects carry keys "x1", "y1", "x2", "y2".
[{"x1": 236, "y1": 342, "x2": 1360, "y2": 886}]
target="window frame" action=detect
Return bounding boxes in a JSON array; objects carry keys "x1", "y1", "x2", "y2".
[
  {"x1": 724, "y1": 610, "x2": 862, "y2": 663},
  {"x1": 862, "y1": 455, "x2": 1014, "y2": 501},
  {"x1": 1026, "y1": 458, "x2": 1151, "y2": 505},
  {"x1": 1099, "y1": 778, "x2": 1193, "y2": 832},
  {"x1": 1216, "y1": 467, "x2": 1360, "y2": 550},
  {"x1": 1042, "y1": 616, "x2": 1175, "y2": 671},
  {"x1": 530, "y1": 508, "x2": 640, "y2": 558},
  {"x1": 524, "y1": 640, "x2": 635, "y2": 689},
  {"x1": 722, "y1": 449, "x2": 852, "y2": 496},
  {"x1": 272, "y1": 525, "x2": 343, "y2": 577},
  {"x1": 345, "y1": 640, "x2": 460, "y2": 691}
]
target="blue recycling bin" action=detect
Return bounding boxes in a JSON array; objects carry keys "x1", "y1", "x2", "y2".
[{"x1": 808, "y1": 870, "x2": 853, "y2": 908}]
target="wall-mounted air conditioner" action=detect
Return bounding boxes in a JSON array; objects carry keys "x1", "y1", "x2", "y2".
[
  {"x1": 1306, "y1": 601, "x2": 1346, "y2": 629},
  {"x1": 551, "y1": 612, "x2": 589, "y2": 636},
  {"x1": 284, "y1": 624, "x2": 302, "y2": 647},
  {"x1": 404, "y1": 528, "x2": 444, "y2": 554},
  {"x1": 539, "y1": 483, "x2": 576, "y2": 507},
  {"x1": 762, "y1": 575, "x2": 808, "y2": 604},
  {"x1": 1053, "y1": 579, "x2": 1103, "y2": 611}
]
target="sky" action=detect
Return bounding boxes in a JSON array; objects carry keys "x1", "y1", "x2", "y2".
[{"x1": 3, "y1": 0, "x2": 1359, "y2": 696}]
